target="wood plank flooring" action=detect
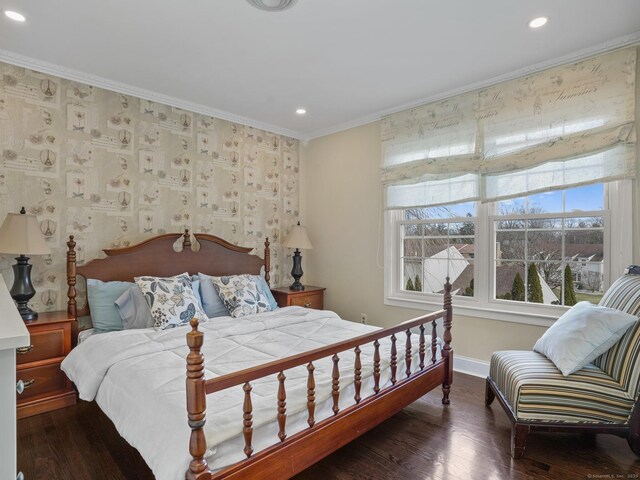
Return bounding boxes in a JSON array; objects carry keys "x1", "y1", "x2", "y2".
[{"x1": 17, "y1": 373, "x2": 640, "y2": 479}]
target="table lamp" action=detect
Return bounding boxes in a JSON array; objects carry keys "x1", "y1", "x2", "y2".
[
  {"x1": 0, "y1": 207, "x2": 51, "y2": 321},
  {"x1": 282, "y1": 221, "x2": 313, "y2": 291}
]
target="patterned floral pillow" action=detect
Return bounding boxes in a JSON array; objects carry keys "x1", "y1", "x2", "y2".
[
  {"x1": 211, "y1": 274, "x2": 272, "y2": 318},
  {"x1": 135, "y1": 273, "x2": 207, "y2": 330}
]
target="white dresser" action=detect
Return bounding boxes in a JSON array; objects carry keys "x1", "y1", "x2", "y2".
[{"x1": 0, "y1": 276, "x2": 30, "y2": 480}]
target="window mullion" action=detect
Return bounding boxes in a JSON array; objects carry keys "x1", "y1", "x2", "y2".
[
  {"x1": 476, "y1": 201, "x2": 490, "y2": 305},
  {"x1": 561, "y1": 206, "x2": 566, "y2": 306}
]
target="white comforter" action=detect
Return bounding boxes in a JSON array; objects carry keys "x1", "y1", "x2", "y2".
[{"x1": 62, "y1": 307, "x2": 441, "y2": 480}]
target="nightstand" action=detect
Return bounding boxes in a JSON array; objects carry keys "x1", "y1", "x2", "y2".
[
  {"x1": 270, "y1": 286, "x2": 326, "y2": 310},
  {"x1": 16, "y1": 311, "x2": 76, "y2": 419}
]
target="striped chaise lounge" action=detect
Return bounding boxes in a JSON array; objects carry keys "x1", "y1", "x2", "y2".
[{"x1": 485, "y1": 272, "x2": 640, "y2": 458}]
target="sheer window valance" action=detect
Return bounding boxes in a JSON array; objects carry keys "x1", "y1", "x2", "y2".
[{"x1": 382, "y1": 47, "x2": 637, "y2": 209}]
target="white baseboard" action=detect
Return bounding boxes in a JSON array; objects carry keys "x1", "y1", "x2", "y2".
[{"x1": 453, "y1": 355, "x2": 490, "y2": 378}]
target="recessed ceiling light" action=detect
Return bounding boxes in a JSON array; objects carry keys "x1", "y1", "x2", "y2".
[
  {"x1": 296, "y1": 108, "x2": 307, "y2": 115},
  {"x1": 4, "y1": 10, "x2": 26, "y2": 22},
  {"x1": 528, "y1": 16, "x2": 548, "y2": 29},
  {"x1": 247, "y1": 0, "x2": 298, "y2": 12}
]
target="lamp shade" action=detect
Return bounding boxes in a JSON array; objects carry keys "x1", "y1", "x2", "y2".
[
  {"x1": 0, "y1": 211, "x2": 51, "y2": 256},
  {"x1": 283, "y1": 223, "x2": 313, "y2": 250}
]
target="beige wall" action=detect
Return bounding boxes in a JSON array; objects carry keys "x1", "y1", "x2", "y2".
[{"x1": 302, "y1": 112, "x2": 640, "y2": 363}]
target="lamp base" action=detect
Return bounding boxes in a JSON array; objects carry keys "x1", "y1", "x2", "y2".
[
  {"x1": 289, "y1": 280, "x2": 305, "y2": 292},
  {"x1": 289, "y1": 248, "x2": 305, "y2": 291},
  {"x1": 10, "y1": 255, "x2": 38, "y2": 322},
  {"x1": 16, "y1": 302, "x2": 38, "y2": 321}
]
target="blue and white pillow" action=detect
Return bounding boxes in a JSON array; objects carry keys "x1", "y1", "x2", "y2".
[
  {"x1": 135, "y1": 273, "x2": 207, "y2": 330},
  {"x1": 198, "y1": 272, "x2": 235, "y2": 318},
  {"x1": 211, "y1": 274, "x2": 272, "y2": 318},
  {"x1": 199, "y1": 273, "x2": 277, "y2": 318}
]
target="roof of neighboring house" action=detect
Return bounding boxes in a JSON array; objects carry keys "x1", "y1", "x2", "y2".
[
  {"x1": 448, "y1": 264, "x2": 475, "y2": 293},
  {"x1": 406, "y1": 242, "x2": 474, "y2": 258},
  {"x1": 494, "y1": 264, "x2": 525, "y2": 296},
  {"x1": 452, "y1": 243, "x2": 475, "y2": 257},
  {"x1": 423, "y1": 244, "x2": 449, "y2": 257},
  {"x1": 493, "y1": 263, "x2": 559, "y2": 303},
  {"x1": 423, "y1": 246, "x2": 469, "y2": 293},
  {"x1": 564, "y1": 244, "x2": 604, "y2": 262}
]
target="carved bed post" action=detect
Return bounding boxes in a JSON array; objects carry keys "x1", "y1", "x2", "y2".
[
  {"x1": 442, "y1": 277, "x2": 453, "y2": 405},
  {"x1": 66, "y1": 235, "x2": 77, "y2": 318},
  {"x1": 264, "y1": 237, "x2": 271, "y2": 286},
  {"x1": 186, "y1": 319, "x2": 211, "y2": 480}
]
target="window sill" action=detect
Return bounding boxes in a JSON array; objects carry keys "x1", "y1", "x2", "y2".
[{"x1": 385, "y1": 294, "x2": 562, "y2": 327}]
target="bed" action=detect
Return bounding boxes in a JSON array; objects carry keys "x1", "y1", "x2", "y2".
[{"x1": 61, "y1": 230, "x2": 454, "y2": 480}]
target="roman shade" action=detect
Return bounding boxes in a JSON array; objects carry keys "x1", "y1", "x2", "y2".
[{"x1": 382, "y1": 47, "x2": 637, "y2": 209}]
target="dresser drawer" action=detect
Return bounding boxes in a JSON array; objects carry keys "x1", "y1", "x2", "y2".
[
  {"x1": 16, "y1": 362, "x2": 69, "y2": 402},
  {"x1": 289, "y1": 292, "x2": 323, "y2": 309},
  {"x1": 16, "y1": 327, "x2": 66, "y2": 365}
]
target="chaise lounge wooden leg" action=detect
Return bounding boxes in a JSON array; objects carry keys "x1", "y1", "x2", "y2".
[
  {"x1": 485, "y1": 378, "x2": 495, "y2": 406},
  {"x1": 511, "y1": 423, "x2": 529, "y2": 459},
  {"x1": 629, "y1": 404, "x2": 640, "y2": 457},
  {"x1": 627, "y1": 434, "x2": 639, "y2": 457}
]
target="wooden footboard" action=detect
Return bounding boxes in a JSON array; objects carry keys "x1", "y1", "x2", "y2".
[{"x1": 186, "y1": 280, "x2": 454, "y2": 480}]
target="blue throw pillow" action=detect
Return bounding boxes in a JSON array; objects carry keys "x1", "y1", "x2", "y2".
[
  {"x1": 253, "y1": 275, "x2": 278, "y2": 310},
  {"x1": 192, "y1": 279, "x2": 203, "y2": 309},
  {"x1": 87, "y1": 279, "x2": 132, "y2": 333},
  {"x1": 115, "y1": 286, "x2": 155, "y2": 330},
  {"x1": 198, "y1": 272, "x2": 232, "y2": 318}
]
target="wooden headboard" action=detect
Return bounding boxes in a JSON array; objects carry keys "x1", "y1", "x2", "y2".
[{"x1": 66, "y1": 229, "x2": 270, "y2": 318}]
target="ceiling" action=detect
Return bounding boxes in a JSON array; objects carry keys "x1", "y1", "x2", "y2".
[{"x1": 1, "y1": 0, "x2": 639, "y2": 140}]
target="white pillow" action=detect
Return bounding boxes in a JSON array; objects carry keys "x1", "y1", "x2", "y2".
[{"x1": 534, "y1": 301, "x2": 638, "y2": 376}]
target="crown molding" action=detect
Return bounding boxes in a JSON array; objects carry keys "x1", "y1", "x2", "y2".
[
  {"x1": 305, "y1": 31, "x2": 640, "y2": 141},
  {"x1": 0, "y1": 48, "x2": 305, "y2": 140},
  {"x1": 2, "y1": 30, "x2": 639, "y2": 143}
]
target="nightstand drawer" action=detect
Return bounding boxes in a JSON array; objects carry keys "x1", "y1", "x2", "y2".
[
  {"x1": 290, "y1": 292, "x2": 323, "y2": 309},
  {"x1": 16, "y1": 362, "x2": 69, "y2": 401},
  {"x1": 17, "y1": 311, "x2": 76, "y2": 418},
  {"x1": 16, "y1": 328, "x2": 66, "y2": 365}
]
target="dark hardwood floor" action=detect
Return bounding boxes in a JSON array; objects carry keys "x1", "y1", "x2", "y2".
[{"x1": 17, "y1": 373, "x2": 640, "y2": 480}]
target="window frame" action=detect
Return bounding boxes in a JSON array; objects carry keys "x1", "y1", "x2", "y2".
[
  {"x1": 384, "y1": 180, "x2": 633, "y2": 326},
  {"x1": 488, "y1": 206, "x2": 608, "y2": 309},
  {"x1": 398, "y1": 214, "x2": 476, "y2": 297}
]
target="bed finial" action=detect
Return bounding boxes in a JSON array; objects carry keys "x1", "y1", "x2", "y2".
[
  {"x1": 183, "y1": 228, "x2": 192, "y2": 251},
  {"x1": 264, "y1": 237, "x2": 271, "y2": 286},
  {"x1": 442, "y1": 276, "x2": 453, "y2": 405},
  {"x1": 67, "y1": 235, "x2": 77, "y2": 318},
  {"x1": 186, "y1": 317, "x2": 211, "y2": 480}
]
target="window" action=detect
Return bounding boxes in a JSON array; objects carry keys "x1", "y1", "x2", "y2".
[
  {"x1": 381, "y1": 48, "x2": 636, "y2": 324},
  {"x1": 401, "y1": 202, "x2": 475, "y2": 297},
  {"x1": 385, "y1": 181, "x2": 632, "y2": 324},
  {"x1": 493, "y1": 184, "x2": 605, "y2": 307}
]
